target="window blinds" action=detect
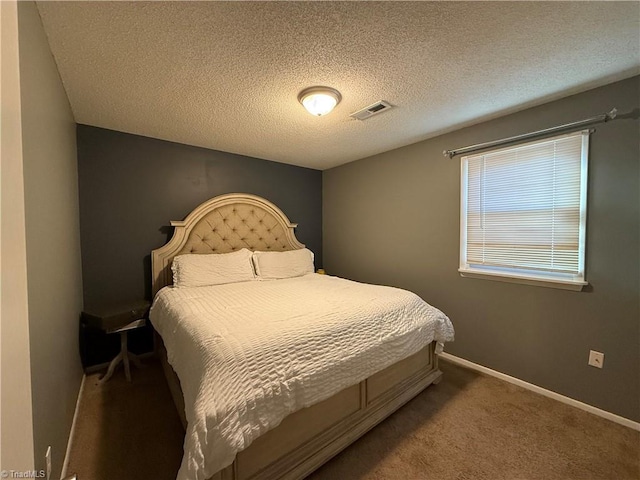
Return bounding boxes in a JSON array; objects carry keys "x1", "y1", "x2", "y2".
[{"x1": 461, "y1": 130, "x2": 589, "y2": 280}]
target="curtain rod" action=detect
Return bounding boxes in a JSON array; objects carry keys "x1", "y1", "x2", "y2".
[{"x1": 443, "y1": 108, "x2": 617, "y2": 159}]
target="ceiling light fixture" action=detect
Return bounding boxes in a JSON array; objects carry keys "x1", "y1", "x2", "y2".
[{"x1": 298, "y1": 86, "x2": 342, "y2": 116}]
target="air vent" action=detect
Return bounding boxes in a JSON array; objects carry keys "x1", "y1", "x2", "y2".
[{"x1": 349, "y1": 100, "x2": 393, "y2": 121}]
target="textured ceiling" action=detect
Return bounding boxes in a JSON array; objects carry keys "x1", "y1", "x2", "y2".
[{"x1": 36, "y1": 1, "x2": 639, "y2": 170}]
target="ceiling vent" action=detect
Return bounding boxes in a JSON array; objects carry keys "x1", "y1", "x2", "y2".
[{"x1": 349, "y1": 100, "x2": 393, "y2": 121}]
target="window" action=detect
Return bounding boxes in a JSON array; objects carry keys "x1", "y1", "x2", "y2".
[{"x1": 459, "y1": 130, "x2": 589, "y2": 290}]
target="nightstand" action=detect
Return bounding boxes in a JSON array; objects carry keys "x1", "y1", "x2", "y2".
[{"x1": 81, "y1": 300, "x2": 151, "y2": 383}]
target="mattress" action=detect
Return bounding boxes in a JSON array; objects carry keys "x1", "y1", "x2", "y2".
[{"x1": 150, "y1": 273, "x2": 454, "y2": 480}]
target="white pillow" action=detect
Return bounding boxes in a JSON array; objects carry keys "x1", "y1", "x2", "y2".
[
  {"x1": 171, "y1": 248, "x2": 255, "y2": 288},
  {"x1": 252, "y1": 248, "x2": 315, "y2": 280}
]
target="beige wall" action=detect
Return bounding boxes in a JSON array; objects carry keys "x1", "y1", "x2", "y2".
[
  {"x1": 324, "y1": 76, "x2": 640, "y2": 422},
  {"x1": 0, "y1": 1, "x2": 83, "y2": 477},
  {"x1": 0, "y1": 0, "x2": 35, "y2": 472}
]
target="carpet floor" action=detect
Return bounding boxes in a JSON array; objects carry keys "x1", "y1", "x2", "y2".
[{"x1": 67, "y1": 358, "x2": 639, "y2": 480}]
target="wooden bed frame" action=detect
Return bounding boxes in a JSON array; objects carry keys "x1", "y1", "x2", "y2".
[{"x1": 151, "y1": 193, "x2": 443, "y2": 480}]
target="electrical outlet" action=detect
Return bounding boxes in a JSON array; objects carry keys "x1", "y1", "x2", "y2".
[
  {"x1": 588, "y1": 350, "x2": 604, "y2": 369},
  {"x1": 45, "y1": 446, "x2": 52, "y2": 480}
]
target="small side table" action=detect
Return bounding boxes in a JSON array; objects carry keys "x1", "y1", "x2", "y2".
[{"x1": 81, "y1": 301, "x2": 151, "y2": 384}]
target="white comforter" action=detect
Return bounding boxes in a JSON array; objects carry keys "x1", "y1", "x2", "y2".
[{"x1": 150, "y1": 273, "x2": 454, "y2": 480}]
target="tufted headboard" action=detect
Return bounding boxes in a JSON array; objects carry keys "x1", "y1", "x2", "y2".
[{"x1": 151, "y1": 193, "x2": 305, "y2": 296}]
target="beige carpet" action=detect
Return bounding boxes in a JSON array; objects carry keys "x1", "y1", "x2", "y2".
[
  {"x1": 66, "y1": 359, "x2": 184, "y2": 479},
  {"x1": 67, "y1": 358, "x2": 639, "y2": 480}
]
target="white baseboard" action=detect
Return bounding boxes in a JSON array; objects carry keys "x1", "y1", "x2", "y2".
[
  {"x1": 439, "y1": 352, "x2": 640, "y2": 432},
  {"x1": 61, "y1": 373, "x2": 85, "y2": 477}
]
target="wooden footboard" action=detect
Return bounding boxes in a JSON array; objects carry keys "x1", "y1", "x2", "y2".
[{"x1": 158, "y1": 337, "x2": 441, "y2": 480}]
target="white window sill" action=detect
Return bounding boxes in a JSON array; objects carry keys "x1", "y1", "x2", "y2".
[{"x1": 458, "y1": 268, "x2": 587, "y2": 291}]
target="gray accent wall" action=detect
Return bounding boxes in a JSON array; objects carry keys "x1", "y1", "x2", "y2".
[
  {"x1": 17, "y1": 1, "x2": 84, "y2": 477},
  {"x1": 324, "y1": 76, "x2": 639, "y2": 421},
  {"x1": 77, "y1": 125, "x2": 322, "y2": 308}
]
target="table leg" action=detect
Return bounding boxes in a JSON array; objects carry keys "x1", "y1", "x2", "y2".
[{"x1": 100, "y1": 351, "x2": 123, "y2": 384}]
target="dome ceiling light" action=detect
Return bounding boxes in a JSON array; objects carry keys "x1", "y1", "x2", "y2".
[{"x1": 298, "y1": 86, "x2": 342, "y2": 116}]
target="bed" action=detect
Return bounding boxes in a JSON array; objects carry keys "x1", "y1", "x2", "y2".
[{"x1": 150, "y1": 193, "x2": 454, "y2": 480}]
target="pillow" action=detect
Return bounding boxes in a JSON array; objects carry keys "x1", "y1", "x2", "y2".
[
  {"x1": 252, "y1": 248, "x2": 315, "y2": 280},
  {"x1": 171, "y1": 248, "x2": 255, "y2": 288}
]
